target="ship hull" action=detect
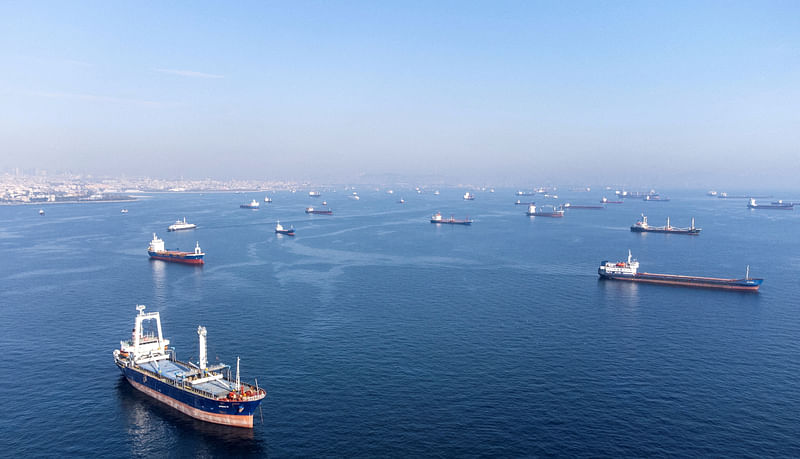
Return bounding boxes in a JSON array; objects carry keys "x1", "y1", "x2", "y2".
[
  {"x1": 430, "y1": 220, "x2": 471, "y2": 225},
  {"x1": 598, "y1": 272, "x2": 762, "y2": 291},
  {"x1": 306, "y1": 211, "x2": 332, "y2": 215},
  {"x1": 747, "y1": 205, "x2": 793, "y2": 210},
  {"x1": 118, "y1": 365, "x2": 261, "y2": 428},
  {"x1": 631, "y1": 227, "x2": 700, "y2": 235},
  {"x1": 148, "y1": 251, "x2": 204, "y2": 264},
  {"x1": 526, "y1": 213, "x2": 564, "y2": 217},
  {"x1": 275, "y1": 230, "x2": 295, "y2": 235}
]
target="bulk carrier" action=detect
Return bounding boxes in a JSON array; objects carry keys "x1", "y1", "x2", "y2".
[
  {"x1": 630, "y1": 215, "x2": 700, "y2": 235},
  {"x1": 114, "y1": 305, "x2": 266, "y2": 428},
  {"x1": 598, "y1": 251, "x2": 762, "y2": 291}
]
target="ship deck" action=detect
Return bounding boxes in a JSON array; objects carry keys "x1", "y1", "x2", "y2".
[{"x1": 138, "y1": 360, "x2": 234, "y2": 398}]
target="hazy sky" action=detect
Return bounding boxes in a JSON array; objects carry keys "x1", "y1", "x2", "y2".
[{"x1": 1, "y1": 1, "x2": 798, "y2": 187}]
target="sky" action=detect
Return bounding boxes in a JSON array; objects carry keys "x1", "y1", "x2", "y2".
[{"x1": 1, "y1": 1, "x2": 799, "y2": 187}]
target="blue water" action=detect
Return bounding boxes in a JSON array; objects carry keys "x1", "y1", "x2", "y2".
[{"x1": 1, "y1": 189, "x2": 799, "y2": 456}]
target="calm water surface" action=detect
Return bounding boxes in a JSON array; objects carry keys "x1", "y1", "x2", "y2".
[{"x1": 1, "y1": 189, "x2": 798, "y2": 457}]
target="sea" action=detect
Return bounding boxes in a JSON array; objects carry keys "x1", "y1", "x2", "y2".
[{"x1": 1, "y1": 189, "x2": 799, "y2": 457}]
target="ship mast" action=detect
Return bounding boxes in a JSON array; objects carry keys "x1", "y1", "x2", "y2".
[
  {"x1": 198, "y1": 326, "x2": 207, "y2": 371},
  {"x1": 236, "y1": 356, "x2": 241, "y2": 391}
]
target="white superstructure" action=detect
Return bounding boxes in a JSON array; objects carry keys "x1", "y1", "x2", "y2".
[
  {"x1": 598, "y1": 250, "x2": 640, "y2": 276},
  {"x1": 148, "y1": 233, "x2": 165, "y2": 253},
  {"x1": 431, "y1": 212, "x2": 443, "y2": 222},
  {"x1": 118, "y1": 305, "x2": 171, "y2": 365}
]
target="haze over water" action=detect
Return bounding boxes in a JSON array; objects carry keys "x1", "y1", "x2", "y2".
[
  {"x1": 1, "y1": 2, "x2": 799, "y2": 187},
  {"x1": 1, "y1": 189, "x2": 798, "y2": 456}
]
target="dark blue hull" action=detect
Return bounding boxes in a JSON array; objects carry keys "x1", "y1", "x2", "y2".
[
  {"x1": 598, "y1": 271, "x2": 762, "y2": 291},
  {"x1": 118, "y1": 364, "x2": 263, "y2": 427}
]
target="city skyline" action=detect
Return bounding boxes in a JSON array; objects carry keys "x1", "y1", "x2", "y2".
[{"x1": 1, "y1": 1, "x2": 799, "y2": 188}]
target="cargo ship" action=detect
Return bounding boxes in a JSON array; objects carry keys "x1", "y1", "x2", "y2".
[
  {"x1": 516, "y1": 191, "x2": 536, "y2": 196},
  {"x1": 598, "y1": 251, "x2": 762, "y2": 291},
  {"x1": 463, "y1": 192, "x2": 475, "y2": 200},
  {"x1": 430, "y1": 212, "x2": 472, "y2": 225},
  {"x1": 747, "y1": 198, "x2": 793, "y2": 210},
  {"x1": 630, "y1": 215, "x2": 701, "y2": 235},
  {"x1": 168, "y1": 217, "x2": 197, "y2": 232},
  {"x1": 275, "y1": 221, "x2": 295, "y2": 236},
  {"x1": 563, "y1": 203, "x2": 604, "y2": 209},
  {"x1": 147, "y1": 233, "x2": 205, "y2": 264},
  {"x1": 305, "y1": 207, "x2": 332, "y2": 215},
  {"x1": 601, "y1": 197, "x2": 623, "y2": 204},
  {"x1": 309, "y1": 191, "x2": 321, "y2": 197},
  {"x1": 515, "y1": 200, "x2": 534, "y2": 205},
  {"x1": 526, "y1": 204, "x2": 564, "y2": 217},
  {"x1": 114, "y1": 305, "x2": 266, "y2": 428},
  {"x1": 264, "y1": 196, "x2": 272, "y2": 203},
  {"x1": 240, "y1": 199, "x2": 260, "y2": 209},
  {"x1": 643, "y1": 194, "x2": 670, "y2": 202}
]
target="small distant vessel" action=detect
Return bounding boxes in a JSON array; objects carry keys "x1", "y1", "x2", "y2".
[
  {"x1": 121, "y1": 209, "x2": 129, "y2": 214},
  {"x1": 305, "y1": 207, "x2": 332, "y2": 215},
  {"x1": 563, "y1": 203, "x2": 604, "y2": 209},
  {"x1": 39, "y1": 209, "x2": 45, "y2": 215},
  {"x1": 630, "y1": 214, "x2": 700, "y2": 235},
  {"x1": 643, "y1": 195, "x2": 670, "y2": 202},
  {"x1": 601, "y1": 197, "x2": 623, "y2": 204},
  {"x1": 526, "y1": 204, "x2": 564, "y2": 217},
  {"x1": 748, "y1": 198, "x2": 793, "y2": 210},
  {"x1": 515, "y1": 200, "x2": 534, "y2": 205},
  {"x1": 349, "y1": 192, "x2": 360, "y2": 200},
  {"x1": 433, "y1": 190, "x2": 440, "y2": 196},
  {"x1": 114, "y1": 305, "x2": 266, "y2": 428},
  {"x1": 275, "y1": 221, "x2": 295, "y2": 236},
  {"x1": 707, "y1": 190, "x2": 718, "y2": 196},
  {"x1": 463, "y1": 192, "x2": 475, "y2": 200},
  {"x1": 516, "y1": 191, "x2": 536, "y2": 196},
  {"x1": 240, "y1": 199, "x2": 260, "y2": 209},
  {"x1": 397, "y1": 198, "x2": 405, "y2": 204},
  {"x1": 168, "y1": 217, "x2": 197, "y2": 232},
  {"x1": 430, "y1": 212, "x2": 472, "y2": 225},
  {"x1": 147, "y1": 234, "x2": 204, "y2": 264},
  {"x1": 264, "y1": 196, "x2": 272, "y2": 203},
  {"x1": 309, "y1": 191, "x2": 321, "y2": 197},
  {"x1": 386, "y1": 190, "x2": 394, "y2": 195},
  {"x1": 598, "y1": 251, "x2": 762, "y2": 291},
  {"x1": 489, "y1": 188, "x2": 495, "y2": 193}
]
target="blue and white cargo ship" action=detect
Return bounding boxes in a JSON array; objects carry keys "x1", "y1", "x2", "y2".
[{"x1": 114, "y1": 305, "x2": 266, "y2": 428}]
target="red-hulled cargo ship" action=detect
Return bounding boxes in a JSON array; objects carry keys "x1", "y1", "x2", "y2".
[{"x1": 147, "y1": 233, "x2": 205, "y2": 264}]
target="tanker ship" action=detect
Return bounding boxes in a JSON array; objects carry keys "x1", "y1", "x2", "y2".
[
  {"x1": 430, "y1": 212, "x2": 472, "y2": 225},
  {"x1": 598, "y1": 251, "x2": 762, "y2": 291},
  {"x1": 526, "y1": 204, "x2": 564, "y2": 217},
  {"x1": 114, "y1": 305, "x2": 266, "y2": 428},
  {"x1": 747, "y1": 198, "x2": 793, "y2": 210}
]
